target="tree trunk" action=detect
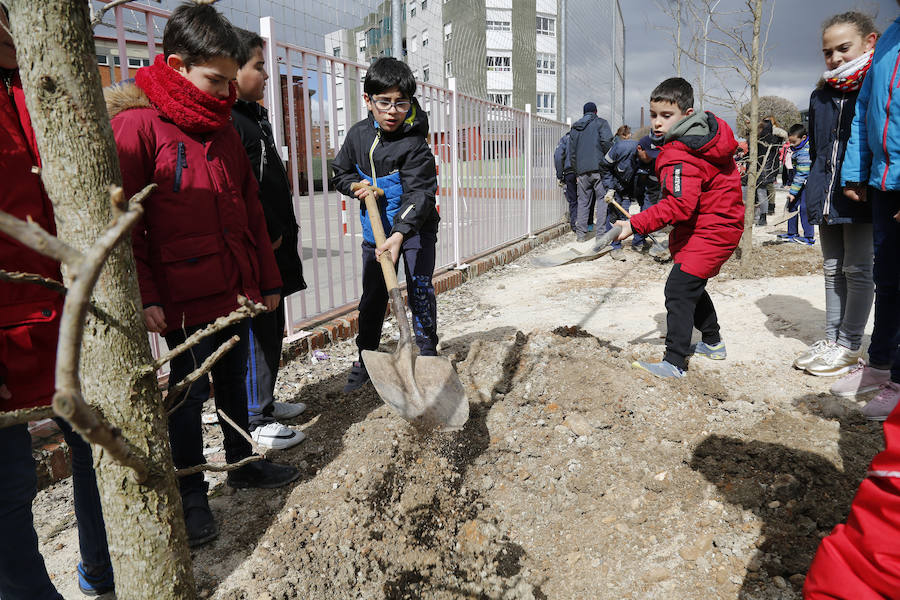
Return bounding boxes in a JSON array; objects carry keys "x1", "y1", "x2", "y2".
[
  {"x1": 739, "y1": 0, "x2": 763, "y2": 268},
  {"x1": 6, "y1": 1, "x2": 196, "y2": 598}
]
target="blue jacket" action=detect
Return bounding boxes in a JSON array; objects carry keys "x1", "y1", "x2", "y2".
[
  {"x1": 807, "y1": 85, "x2": 871, "y2": 224},
  {"x1": 789, "y1": 136, "x2": 810, "y2": 196},
  {"x1": 601, "y1": 139, "x2": 639, "y2": 193},
  {"x1": 568, "y1": 112, "x2": 613, "y2": 175},
  {"x1": 331, "y1": 98, "x2": 439, "y2": 245},
  {"x1": 842, "y1": 15, "x2": 900, "y2": 191},
  {"x1": 553, "y1": 132, "x2": 573, "y2": 179}
]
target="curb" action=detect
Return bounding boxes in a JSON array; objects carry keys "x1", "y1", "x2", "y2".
[{"x1": 29, "y1": 223, "x2": 568, "y2": 489}]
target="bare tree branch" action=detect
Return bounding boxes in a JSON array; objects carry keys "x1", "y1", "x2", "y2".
[
  {"x1": 176, "y1": 453, "x2": 262, "y2": 477},
  {"x1": 0, "y1": 405, "x2": 55, "y2": 429},
  {"x1": 0, "y1": 270, "x2": 66, "y2": 294},
  {"x1": 0, "y1": 210, "x2": 83, "y2": 267},
  {"x1": 216, "y1": 408, "x2": 263, "y2": 455},
  {"x1": 91, "y1": 0, "x2": 139, "y2": 28},
  {"x1": 149, "y1": 296, "x2": 265, "y2": 372},
  {"x1": 165, "y1": 335, "x2": 241, "y2": 415}
]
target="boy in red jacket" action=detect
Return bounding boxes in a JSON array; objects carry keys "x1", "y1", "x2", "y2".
[
  {"x1": 107, "y1": 4, "x2": 298, "y2": 546},
  {"x1": 614, "y1": 78, "x2": 744, "y2": 378}
]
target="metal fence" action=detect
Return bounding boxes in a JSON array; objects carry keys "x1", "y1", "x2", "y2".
[{"x1": 96, "y1": 5, "x2": 569, "y2": 350}]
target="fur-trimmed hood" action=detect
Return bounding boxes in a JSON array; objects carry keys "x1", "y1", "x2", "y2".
[{"x1": 103, "y1": 81, "x2": 150, "y2": 120}]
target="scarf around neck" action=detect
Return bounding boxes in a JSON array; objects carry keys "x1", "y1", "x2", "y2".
[
  {"x1": 824, "y1": 50, "x2": 873, "y2": 92},
  {"x1": 134, "y1": 54, "x2": 236, "y2": 133}
]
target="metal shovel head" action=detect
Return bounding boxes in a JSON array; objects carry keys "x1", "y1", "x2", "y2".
[
  {"x1": 531, "y1": 233, "x2": 617, "y2": 268},
  {"x1": 362, "y1": 346, "x2": 469, "y2": 432}
]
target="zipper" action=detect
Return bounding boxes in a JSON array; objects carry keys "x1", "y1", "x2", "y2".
[
  {"x1": 173, "y1": 141, "x2": 186, "y2": 192},
  {"x1": 259, "y1": 139, "x2": 266, "y2": 181},
  {"x1": 824, "y1": 94, "x2": 846, "y2": 219},
  {"x1": 881, "y1": 50, "x2": 900, "y2": 190}
]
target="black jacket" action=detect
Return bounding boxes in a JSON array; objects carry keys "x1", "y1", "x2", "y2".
[
  {"x1": 330, "y1": 98, "x2": 439, "y2": 242},
  {"x1": 756, "y1": 121, "x2": 785, "y2": 185},
  {"x1": 806, "y1": 85, "x2": 872, "y2": 225},
  {"x1": 569, "y1": 112, "x2": 613, "y2": 176},
  {"x1": 232, "y1": 99, "x2": 306, "y2": 296}
]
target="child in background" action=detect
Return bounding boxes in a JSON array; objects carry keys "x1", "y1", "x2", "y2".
[
  {"x1": 232, "y1": 28, "x2": 307, "y2": 450},
  {"x1": 331, "y1": 57, "x2": 441, "y2": 393},
  {"x1": 613, "y1": 78, "x2": 744, "y2": 378},
  {"x1": 600, "y1": 136, "x2": 641, "y2": 259},
  {"x1": 107, "y1": 3, "x2": 299, "y2": 547},
  {"x1": 778, "y1": 124, "x2": 814, "y2": 245},
  {"x1": 794, "y1": 12, "x2": 878, "y2": 384}
]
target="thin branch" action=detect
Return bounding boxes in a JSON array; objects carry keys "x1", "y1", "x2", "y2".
[
  {"x1": 150, "y1": 296, "x2": 265, "y2": 372},
  {"x1": 216, "y1": 409, "x2": 263, "y2": 456},
  {"x1": 165, "y1": 335, "x2": 241, "y2": 415},
  {"x1": 0, "y1": 405, "x2": 55, "y2": 429},
  {"x1": 176, "y1": 453, "x2": 262, "y2": 477},
  {"x1": 52, "y1": 390, "x2": 149, "y2": 482},
  {"x1": 0, "y1": 270, "x2": 66, "y2": 295},
  {"x1": 0, "y1": 210, "x2": 83, "y2": 267},
  {"x1": 91, "y1": 0, "x2": 139, "y2": 28}
]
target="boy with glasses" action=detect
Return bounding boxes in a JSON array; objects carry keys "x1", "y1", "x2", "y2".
[{"x1": 331, "y1": 57, "x2": 440, "y2": 392}]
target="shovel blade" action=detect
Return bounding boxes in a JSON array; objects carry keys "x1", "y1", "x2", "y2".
[{"x1": 362, "y1": 349, "x2": 469, "y2": 432}]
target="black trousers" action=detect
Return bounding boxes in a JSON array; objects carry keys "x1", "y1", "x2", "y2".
[
  {"x1": 663, "y1": 263, "x2": 721, "y2": 370},
  {"x1": 165, "y1": 321, "x2": 253, "y2": 498}
]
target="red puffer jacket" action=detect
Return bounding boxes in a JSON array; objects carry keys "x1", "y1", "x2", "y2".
[
  {"x1": 630, "y1": 111, "x2": 744, "y2": 279},
  {"x1": 0, "y1": 71, "x2": 63, "y2": 410},
  {"x1": 106, "y1": 83, "x2": 281, "y2": 334},
  {"x1": 805, "y1": 407, "x2": 900, "y2": 598}
]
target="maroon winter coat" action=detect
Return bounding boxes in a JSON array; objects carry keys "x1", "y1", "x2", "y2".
[
  {"x1": 630, "y1": 112, "x2": 744, "y2": 279},
  {"x1": 0, "y1": 72, "x2": 62, "y2": 410},
  {"x1": 106, "y1": 83, "x2": 281, "y2": 334}
]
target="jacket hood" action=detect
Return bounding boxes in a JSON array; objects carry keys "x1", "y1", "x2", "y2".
[
  {"x1": 104, "y1": 81, "x2": 150, "y2": 119},
  {"x1": 572, "y1": 112, "x2": 596, "y2": 131},
  {"x1": 370, "y1": 97, "x2": 430, "y2": 138},
  {"x1": 666, "y1": 111, "x2": 737, "y2": 166}
]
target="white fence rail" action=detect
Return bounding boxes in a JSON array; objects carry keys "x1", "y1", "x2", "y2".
[{"x1": 95, "y1": 2, "x2": 569, "y2": 351}]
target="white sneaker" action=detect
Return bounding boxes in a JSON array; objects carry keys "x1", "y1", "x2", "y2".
[
  {"x1": 793, "y1": 340, "x2": 832, "y2": 370},
  {"x1": 250, "y1": 422, "x2": 306, "y2": 450},
  {"x1": 272, "y1": 401, "x2": 306, "y2": 420}
]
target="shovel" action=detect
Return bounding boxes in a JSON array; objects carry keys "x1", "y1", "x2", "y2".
[
  {"x1": 766, "y1": 210, "x2": 799, "y2": 230},
  {"x1": 604, "y1": 193, "x2": 668, "y2": 255},
  {"x1": 351, "y1": 182, "x2": 469, "y2": 432}
]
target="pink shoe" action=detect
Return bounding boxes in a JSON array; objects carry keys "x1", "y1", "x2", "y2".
[
  {"x1": 861, "y1": 382, "x2": 900, "y2": 422},
  {"x1": 830, "y1": 360, "x2": 891, "y2": 398}
]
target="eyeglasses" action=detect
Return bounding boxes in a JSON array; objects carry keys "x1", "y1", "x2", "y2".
[{"x1": 370, "y1": 97, "x2": 412, "y2": 112}]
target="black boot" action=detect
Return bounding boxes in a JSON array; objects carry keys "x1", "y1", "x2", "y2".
[
  {"x1": 226, "y1": 459, "x2": 300, "y2": 489},
  {"x1": 182, "y1": 491, "x2": 217, "y2": 547}
]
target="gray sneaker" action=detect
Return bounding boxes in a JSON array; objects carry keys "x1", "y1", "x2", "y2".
[
  {"x1": 692, "y1": 341, "x2": 726, "y2": 360},
  {"x1": 793, "y1": 340, "x2": 832, "y2": 370},
  {"x1": 631, "y1": 360, "x2": 685, "y2": 378},
  {"x1": 805, "y1": 344, "x2": 862, "y2": 377},
  {"x1": 609, "y1": 248, "x2": 626, "y2": 261}
]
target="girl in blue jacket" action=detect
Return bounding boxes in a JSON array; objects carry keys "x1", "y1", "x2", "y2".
[
  {"x1": 839, "y1": 8, "x2": 900, "y2": 419},
  {"x1": 792, "y1": 13, "x2": 878, "y2": 386}
]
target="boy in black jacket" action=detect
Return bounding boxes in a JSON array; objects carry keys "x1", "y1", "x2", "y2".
[
  {"x1": 331, "y1": 57, "x2": 440, "y2": 392},
  {"x1": 232, "y1": 29, "x2": 307, "y2": 449}
]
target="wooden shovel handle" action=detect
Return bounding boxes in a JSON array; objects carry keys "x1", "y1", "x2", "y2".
[
  {"x1": 353, "y1": 183, "x2": 398, "y2": 291},
  {"x1": 605, "y1": 192, "x2": 631, "y2": 221}
]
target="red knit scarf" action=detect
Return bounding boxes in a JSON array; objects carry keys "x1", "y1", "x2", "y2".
[
  {"x1": 135, "y1": 54, "x2": 235, "y2": 133},
  {"x1": 824, "y1": 50, "x2": 874, "y2": 92}
]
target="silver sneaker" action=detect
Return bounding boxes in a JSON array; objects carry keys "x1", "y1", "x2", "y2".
[
  {"x1": 793, "y1": 340, "x2": 832, "y2": 370},
  {"x1": 805, "y1": 344, "x2": 862, "y2": 377}
]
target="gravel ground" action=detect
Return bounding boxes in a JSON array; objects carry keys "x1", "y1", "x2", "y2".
[{"x1": 37, "y1": 211, "x2": 885, "y2": 599}]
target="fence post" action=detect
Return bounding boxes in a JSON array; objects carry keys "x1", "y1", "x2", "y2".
[
  {"x1": 449, "y1": 77, "x2": 463, "y2": 268},
  {"x1": 260, "y1": 17, "x2": 284, "y2": 158},
  {"x1": 525, "y1": 103, "x2": 534, "y2": 237}
]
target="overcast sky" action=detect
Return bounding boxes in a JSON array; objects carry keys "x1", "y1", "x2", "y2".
[{"x1": 619, "y1": 0, "x2": 898, "y2": 132}]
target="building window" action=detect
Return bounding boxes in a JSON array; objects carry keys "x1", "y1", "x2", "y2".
[
  {"x1": 96, "y1": 54, "x2": 109, "y2": 66},
  {"x1": 359, "y1": 44, "x2": 366, "y2": 53},
  {"x1": 536, "y1": 52, "x2": 556, "y2": 75},
  {"x1": 444, "y1": 22, "x2": 452, "y2": 41},
  {"x1": 486, "y1": 55, "x2": 511, "y2": 72},
  {"x1": 445, "y1": 60, "x2": 452, "y2": 77},
  {"x1": 486, "y1": 19, "x2": 511, "y2": 31},
  {"x1": 333, "y1": 46, "x2": 341, "y2": 57},
  {"x1": 421, "y1": 0, "x2": 427, "y2": 9},
  {"x1": 410, "y1": 34, "x2": 417, "y2": 51},
  {"x1": 423, "y1": 66, "x2": 430, "y2": 82},
  {"x1": 422, "y1": 31, "x2": 429, "y2": 47},
  {"x1": 488, "y1": 92, "x2": 511, "y2": 106},
  {"x1": 536, "y1": 92, "x2": 556, "y2": 114},
  {"x1": 536, "y1": 15, "x2": 556, "y2": 36},
  {"x1": 410, "y1": 6, "x2": 416, "y2": 17}
]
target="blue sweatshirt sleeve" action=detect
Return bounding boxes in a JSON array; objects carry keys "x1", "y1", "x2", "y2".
[
  {"x1": 790, "y1": 145, "x2": 811, "y2": 195},
  {"x1": 841, "y1": 67, "x2": 874, "y2": 185}
]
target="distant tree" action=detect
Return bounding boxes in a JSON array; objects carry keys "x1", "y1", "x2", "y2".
[{"x1": 737, "y1": 96, "x2": 801, "y2": 137}]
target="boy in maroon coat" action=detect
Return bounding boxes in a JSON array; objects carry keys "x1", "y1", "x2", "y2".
[
  {"x1": 107, "y1": 4, "x2": 298, "y2": 546},
  {"x1": 614, "y1": 78, "x2": 744, "y2": 378}
]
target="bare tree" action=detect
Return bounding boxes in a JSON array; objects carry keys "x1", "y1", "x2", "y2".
[
  {"x1": 0, "y1": 1, "x2": 264, "y2": 597},
  {"x1": 655, "y1": 0, "x2": 701, "y2": 78}
]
